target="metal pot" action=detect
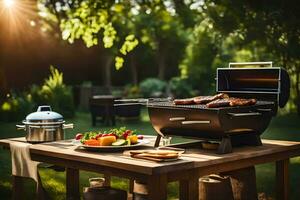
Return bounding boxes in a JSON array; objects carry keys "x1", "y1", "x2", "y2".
[{"x1": 16, "y1": 105, "x2": 74, "y2": 143}]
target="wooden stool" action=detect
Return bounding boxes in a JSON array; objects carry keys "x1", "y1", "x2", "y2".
[
  {"x1": 199, "y1": 174, "x2": 234, "y2": 200},
  {"x1": 133, "y1": 180, "x2": 148, "y2": 200},
  {"x1": 221, "y1": 167, "x2": 258, "y2": 200}
]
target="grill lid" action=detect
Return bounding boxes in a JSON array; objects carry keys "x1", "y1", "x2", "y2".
[{"x1": 216, "y1": 62, "x2": 290, "y2": 108}]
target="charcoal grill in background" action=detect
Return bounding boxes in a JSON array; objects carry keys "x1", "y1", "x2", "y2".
[{"x1": 147, "y1": 62, "x2": 290, "y2": 154}]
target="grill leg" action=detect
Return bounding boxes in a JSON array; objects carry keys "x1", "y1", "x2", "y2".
[
  {"x1": 154, "y1": 135, "x2": 161, "y2": 147},
  {"x1": 218, "y1": 136, "x2": 232, "y2": 154},
  {"x1": 248, "y1": 134, "x2": 262, "y2": 146},
  {"x1": 231, "y1": 134, "x2": 262, "y2": 146}
]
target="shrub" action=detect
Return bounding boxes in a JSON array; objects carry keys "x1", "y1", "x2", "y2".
[
  {"x1": 0, "y1": 92, "x2": 34, "y2": 122},
  {"x1": 139, "y1": 78, "x2": 167, "y2": 98},
  {"x1": 30, "y1": 66, "x2": 75, "y2": 118},
  {"x1": 123, "y1": 84, "x2": 142, "y2": 98},
  {"x1": 169, "y1": 77, "x2": 196, "y2": 98}
]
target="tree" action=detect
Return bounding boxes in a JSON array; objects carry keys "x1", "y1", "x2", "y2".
[
  {"x1": 39, "y1": 0, "x2": 138, "y2": 91},
  {"x1": 199, "y1": 0, "x2": 300, "y2": 114},
  {"x1": 39, "y1": 0, "x2": 191, "y2": 86},
  {"x1": 133, "y1": 2, "x2": 188, "y2": 80},
  {"x1": 180, "y1": 19, "x2": 219, "y2": 94}
]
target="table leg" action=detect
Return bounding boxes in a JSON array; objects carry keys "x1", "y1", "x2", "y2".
[
  {"x1": 129, "y1": 178, "x2": 134, "y2": 194},
  {"x1": 66, "y1": 168, "x2": 80, "y2": 200},
  {"x1": 147, "y1": 175, "x2": 167, "y2": 200},
  {"x1": 12, "y1": 176, "x2": 23, "y2": 200},
  {"x1": 103, "y1": 174, "x2": 111, "y2": 186},
  {"x1": 179, "y1": 170, "x2": 199, "y2": 200},
  {"x1": 36, "y1": 172, "x2": 48, "y2": 200},
  {"x1": 276, "y1": 159, "x2": 289, "y2": 200}
]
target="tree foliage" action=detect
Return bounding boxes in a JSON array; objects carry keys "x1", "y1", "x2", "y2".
[
  {"x1": 202, "y1": 0, "x2": 300, "y2": 113},
  {"x1": 38, "y1": 0, "x2": 139, "y2": 69}
]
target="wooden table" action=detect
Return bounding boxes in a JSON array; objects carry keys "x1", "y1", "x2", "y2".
[{"x1": 1, "y1": 138, "x2": 300, "y2": 200}]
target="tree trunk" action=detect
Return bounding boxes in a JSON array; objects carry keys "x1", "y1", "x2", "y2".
[
  {"x1": 157, "y1": 41, "x2": 167, "y2": 80},
  {"x1": 0, "y1": 67, "x2": 8, "y2": 99},
  {"x1": 296, "y1": 69, "x2": 300, "y2": 116},
  {"x1": 103, "y1": 54, "x2": 113, "y2": 94},
  {"x1": 129, "y1": 53, "x2": 138, "y2": 85},
  {"x1": 0, "y1": 29, "x2": 8, "y2": 100}
]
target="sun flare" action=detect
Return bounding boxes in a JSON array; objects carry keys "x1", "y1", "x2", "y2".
[{"x1": 3, "y1": 0, "x2": 15, "y2": 8}]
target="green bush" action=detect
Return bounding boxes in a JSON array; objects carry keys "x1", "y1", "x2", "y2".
[
  {"x1": 139, "y1": 78, "x2": 167, "y2": 98},
  {"x1": 0, "y1": 66, "x2": 75, "y2": 121},
  {"x1": 123, "y1": 84, "x2": 142, "y2": 98},
  {"x1": 30, "y1": 66, "x2": 75, "y2": 118},
  {"x1": 0, "y1": 92, "x2": 34, "y2": 122},
  {"x1": 169, "y1": 77, "x2": 196, "y2": 98}
]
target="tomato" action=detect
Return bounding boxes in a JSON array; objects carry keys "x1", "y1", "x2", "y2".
[
  {"x1": 95, "y1": 134, "x2": 102, "y2": 140},
  {"x1": 75, "y1": 133, "x2": 83, "y2": 140},
  {"x1": 122, "y1": 130, "x2": 132, "y2": 139},
  {"x1": 137, "y1": 135, "x2": 143, "y2": 140}
]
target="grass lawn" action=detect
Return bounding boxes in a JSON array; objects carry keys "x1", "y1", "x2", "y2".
[{"x1": 0, "y1": 109, "x2": 300, "y2": 199}]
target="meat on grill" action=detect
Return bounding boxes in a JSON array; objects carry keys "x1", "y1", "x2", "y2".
[
  {"x1": 207, "y1": 98, "x2": 257, "y2": 108},
  {"x1": 193, "y1": 93, "x2": 229, "y2": 104},
  {"x1": 173, "y1": 93, "x2": 229, "y2": 105},
  {"x1": 206, "y1": 99, "x2": 231, "y2": 108},
  {"x1": 173, "y1": 98, "x2": 195, "y2": 105},
  {"x1": 229, "y1": 98, "x2": 257, "y2": 107}
]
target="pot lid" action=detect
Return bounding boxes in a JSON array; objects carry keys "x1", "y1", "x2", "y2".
[{"x1": 25, "y1": 105, "x2": 63, "y2": 122}]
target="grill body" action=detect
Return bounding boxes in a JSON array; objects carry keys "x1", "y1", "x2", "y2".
[
  {"x1": 146, "y1": 62, "x2": 290, "y2": 153},
  {"x1": 148, "y1": 101, "x2": 274, "y2": 139}
]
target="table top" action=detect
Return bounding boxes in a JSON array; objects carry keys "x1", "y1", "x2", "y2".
[{"x1": 1, "y1": 137, "x2": 300, "y2": 176}]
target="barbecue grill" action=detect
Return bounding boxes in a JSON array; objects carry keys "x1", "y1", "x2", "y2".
[{"x1": 147, "y1": 62, "x2": 290, "y2": 154}]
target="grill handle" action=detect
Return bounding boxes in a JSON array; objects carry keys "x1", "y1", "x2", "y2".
[
  {"x1": 229, "y1": 62, "x2": 272, "y2": 68},
  {"x1": 169, "y1": 117, "x2": 186, "y2": 121},
  {"x1": 227, "y1": 112, "x2": 262, "y2": 117},
  {"x1": 182, "y1": 120, "x2": 210, "y2": 125},
  {"x1": 256, "y1": 108, "x2": 272, "y2": 112}
]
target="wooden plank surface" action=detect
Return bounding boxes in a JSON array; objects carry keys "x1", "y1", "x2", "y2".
[
  {"x1": 27, "y1": 139, "x2": 194, "y2": 175},
  {"x1": 1, "y1": 137, "x2": 300, "y2": 176},
  {"x1": 181, "y1": 139, "x2": 300, "y2": 168}
]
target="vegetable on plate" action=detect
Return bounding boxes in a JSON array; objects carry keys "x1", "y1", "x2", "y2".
[{"x1": 75, "y1": 127, "x2": 142, "y2": 146}]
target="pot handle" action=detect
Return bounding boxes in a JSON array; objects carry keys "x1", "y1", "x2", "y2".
[
  {"x1": 16, "y1": 125, "x2": 26, "y2": 130},
  {"x1": 37, "y1": 105, "x2": 52, "y2": 112},
  {"x1": 63, "y1": 124, "x2": 74, "y2": 129}
]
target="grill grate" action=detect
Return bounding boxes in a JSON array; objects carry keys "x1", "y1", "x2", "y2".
[{"x1": 147, "y1": 100, "x2": 274, "y2": 110}]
